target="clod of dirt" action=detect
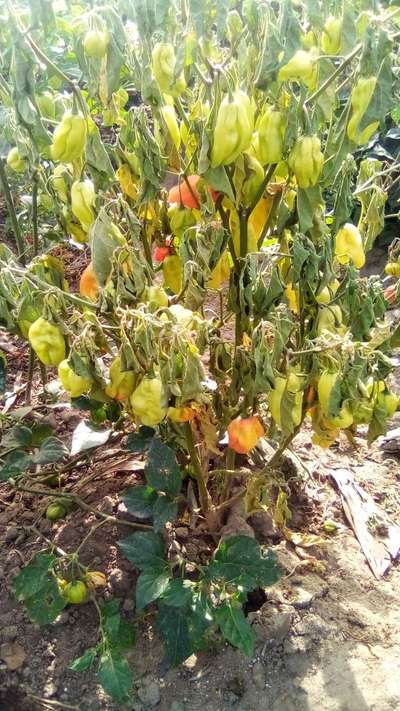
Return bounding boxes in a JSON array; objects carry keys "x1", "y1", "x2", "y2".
[
  {"x1": 220, "y1": 513, "x2": 255, "y2": 540},
  {"x1": 251, "y1": 602, "x2": 294, "y2": 643},
  {"x1": 1, "y1": 625, "x2": 18, "y2": 641},
  {"x1": 108, "y1": 567, "x2": 132, "y2": 595},
  {"x1": 137, "y1": 676, "x2": 161, "y2": 707},
  {"x1": 248, "y1": 510, "x2": 278, "y2": 540},
  {"x1": 287, "y1": 574, "x2": 329, "y2": 609},
  {"x1": 251, "y1": 661, "x2": 265, "y2": 689},
  {"x1": 0, "y1": 641, "x2": 27, "y2": 670}
]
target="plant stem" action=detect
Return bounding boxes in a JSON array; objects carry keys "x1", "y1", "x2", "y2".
[
  {"x1": 2, "y1": 262, "x2": 97, "y2": 310},
  {"x1": 304, "y1": 43, "x2": 363, "y2": 107},
  {"x1": 25, "y1": 348, "x2": 35, "y2": 404},
  {"x1": 175, "y1": 97, "x2": 190, "y2": 130},
  {"x1": 183, "y1": 422, "x2": 211, "y2": 514},
  {"x1": 25, "y1": 33, "x2": 87, "y2": 116},
  {"x1": 31, "y1": 171, "x2": 39, "y2": 256},
  {"x1": 248, "y1": 163, "x2": 277, "y2": 215},
  {"x1": 16, "y1": 483, "x2": 152, "y2": 530},
  {"x1": 264, "y1": 429, "x2": 299, "y2": 471},
  {"x1": 0, "y1": 158, "x2": 26, "y2": 265},
  {"x1": 216, "y1": 201, "x2": 239, "y2": 270},
  {"x1": 239, "y1": 207, "x2": 248, "y2": 259},
  {"x1": 221, "y1": 447, "x2": 236, "y2": 502}
]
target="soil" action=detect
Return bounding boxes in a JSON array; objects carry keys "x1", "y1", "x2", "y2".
[{"x1": 1, "y1": 243, "x2": 400, "y2": 711}]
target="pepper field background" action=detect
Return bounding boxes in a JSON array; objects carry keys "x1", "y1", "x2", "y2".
[{"x1": 1, "y1": 0, "x2": 400, "y2": 707}]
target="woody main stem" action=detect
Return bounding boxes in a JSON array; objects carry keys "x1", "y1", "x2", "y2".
[{"x1": 184, "y1": 422, "x2": 211, "y2": 514}]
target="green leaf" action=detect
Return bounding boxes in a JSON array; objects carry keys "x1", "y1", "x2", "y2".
[
  {"x1": 297, "y1": 187, "x2": 323, "y2": 234},
  {"x1": 136, "y1": 568, "x2": 170, "y2": 611},
  {"x1": 33, "y1": 436, "x2": 69, "y2": 464},
  {"x1": 122, "y1": 485, "x2": 157, "y2": 519},
  {"x1": 30, "y1": 423, "x2": 54, "y2": 446},
  {"x1": 144, "y1": 438, "x2": 182, "y2": 497},
  {"x1": 152, "y1": 496, "x2": 178, "y2": 532},
  {"x1": 86, "y1": 125, "x2": 114, "y2": 178},
  {"x1": 15, "y1": 553, "x2": 56, "y2": 601},
  {"x1": 0, "y1": 450, "x2": 32, "y2": 480},
  {"x1": 118, "y1": 531, "x2": 166, "y2": 571},
  {"x1": 97, "y1": 652, "x2": 133, "y2": 703},
  {"x1": 24, "y1": 578, "x2": 66, "y2": 625},
  {"x1": 207, "y1": 536, "x2": 281, "y2": 591},
  {"x1": 215, "y1": 602, "x2": 255, "y2": 656},
  {"x1": 1, "y1": 425, "x2": 32, "y2": 449},
  {"x1": 126, "y1": 427, "x2": 155, "y2": 453},
  {"x1": 367, "y1": 403, "x2": 389, "y2": 445},
  {"x1": 156, "y1": 605, "x2": 194, "y2": 666},
  {"x1": 160, "y1": 579, "x2": 194, "y2": 608},
  {"x1": 69, "y1": 647, "x2": 98, "y2": 672},
  {"x1": 100, "y1": 600, "x2": 136, "y2": 653},
  {"x1": 203, "y1": 167, "x2": 235, "y2": 202}
]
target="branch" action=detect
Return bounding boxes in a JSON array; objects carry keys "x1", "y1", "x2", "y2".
[
  {"x1": 304, "y1": 43, "x2": 363, "y2": 107},
  {"x1": 0, "y1": 158, "x2": 26, "y2": 265}
]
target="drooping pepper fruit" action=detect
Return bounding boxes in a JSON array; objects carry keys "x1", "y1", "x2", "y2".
[
  {"x1": 6, "y1": 147, "x2": 25, "y2": 173},
  {"x1": 385, "y1": 262, "x2": 400, "y2": 278},
  {"x1": 52, "y1": 164, "x2": 69, "y2": 203},
  {"x1": 241, "y1": 154, "x2": 264, "y2": 206},
  {"x1": 257, "y1": 107, "x2": 285, "y2": 165},
  {"x1": 67, "y1": 219, "x2": 88, "y2": 244},
  {"x1": 168, "y1": 204, "x2": 198, "y2": 238},
  {"x1": 71, "y1": 179, "x2": 96, "y2": 231},
  {"x1": 278, "y1": 48, "x2": 318, "y2": 89},
  {"x1": 28, "y1": 317, "x2": 66, "y2": 366},
  {"x1": 161, "y1": 104, "x2": 181, "y2": 150},
  {"x1": 227, "y1": 416, "x2": 265, "y2": 454},
  {"x1": 288, "y1": 135, "x2": 324, "y2": 189},
  {"x1": 51, "y1": 112, "x2": 87, "y2": 162},
  {"x1": 321, "y1": 16, "x2": 342, "y2": 54},
  {"x1": 315, "y1": 279, "x2": 340, "y2": 305},
  {"x1": 268, "y1": 376, "x2": 286, "y2": 427},
  {"x1": 130, "y1": 376, "x2": 167, "y2": 427},
  {"x1": 334, "y1": 223, "x2": 365, "y2": 269},
  {"x1": 211, "y1": 90, "x2": 254, "y2": 167},
  {"x1": 36, "y1": 92, "x2": 56, "y2": 120},
  {"x1": 168, "y1": 406, "x2": 196, "y2": 422},
  {"x1": 377, "y1": 390, "x2": 398, "y2": 417},
  {"x1": 168, "y1": 175, "x2": 218, "y2": 209},
  {"x1": 105, "y1": 356, "x2": 136, "y2": 401},
  {"x1": 83, "y1": 29, "x2": 109, "y2": 58},
  {"x1": 58, "y1": 359, "x2": 93, "y2": 397},
  {"x1": 317, "y1": 371, "x2": 339, "y2": 416},
  {"x1": 79, "y1": 262, "x2": 99, "y2": 301},
  {"x1": 347, "y1": 77, "x2": 379, "y2": 145},
  {"x1": 152, "y1": 42, "x2": 176, "y2": 92},
  {"x1": 327, "y1": 403, "x2": 354, "y2": 429},
  {"x1": 316, "y1": 305, "x2": 346, "y2": 336}
]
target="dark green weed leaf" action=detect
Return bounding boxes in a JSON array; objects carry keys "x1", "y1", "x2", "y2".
[
  {"x1": 33, "y1": 436, "x2": 69, "y2": 464},
  {"x1": 118, "y1": 531, "x2": 166, "y2": 571},
  {"x1": 144, "y1": 438, "x2": 181, "y2": 497},
  {"x1": 122, "y1": 485, "x2": 157, "y2": 519},
  {"x1": 215, "y1": 601, "x2": 255, "y2": 656},
  {"x1": 136, "y1": 568, "x2": 170, "y2": 611},
  {"x1": 69, "y1": 647, "x2": 98, "y2": 672},
  {"x1": 97, "y1": 652, "x2": 133, "y2": 703}
]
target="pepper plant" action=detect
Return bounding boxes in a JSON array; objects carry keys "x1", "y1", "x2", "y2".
[{"x1": 1, "y1": 0, "x2": 400, "y2": 702}]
